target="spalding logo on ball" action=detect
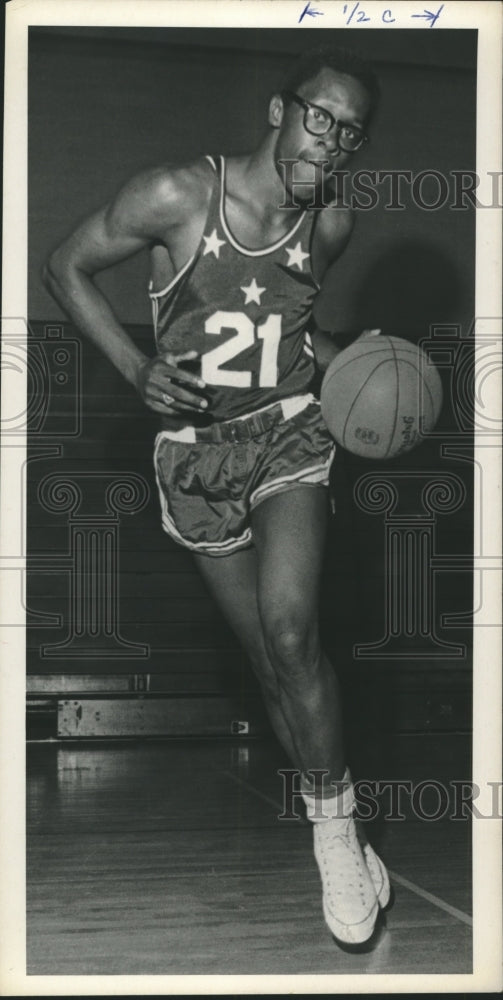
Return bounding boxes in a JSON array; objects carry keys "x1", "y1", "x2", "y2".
[{"x1": 320, "y1": 335, "x2": 443, "y2": 460}]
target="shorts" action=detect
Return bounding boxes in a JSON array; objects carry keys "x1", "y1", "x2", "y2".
[{"x1": 153, "y1": 393, "x2": 335, "y2": 556}]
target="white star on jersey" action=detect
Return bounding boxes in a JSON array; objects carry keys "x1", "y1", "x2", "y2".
[
  {"x1": 203, "y1": 229, "x2": 226, "y2": 259},
  {"x1": 240, "y1": 278, "x2": 266, "y2": 305},
  {"x1": 285, "y1": 241, "x2": 310, "y2": 271}
]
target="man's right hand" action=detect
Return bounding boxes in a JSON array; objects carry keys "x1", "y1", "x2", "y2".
[{"x1": 136, "y1": 350, "x2": 209, "y2": 415}]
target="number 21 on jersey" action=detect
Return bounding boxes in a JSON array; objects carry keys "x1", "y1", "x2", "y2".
[{"x1": 202, "y1": 310, "x2": 281, "y2": 388}]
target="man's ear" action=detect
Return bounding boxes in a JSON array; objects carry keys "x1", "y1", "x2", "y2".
[{"x1": 268, "y1": 93, "x2": 284, "y2": 129}]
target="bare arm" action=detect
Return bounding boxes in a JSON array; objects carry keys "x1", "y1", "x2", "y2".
[
  {"x1": 312, "y1": 323, "x2": 381, "y2": 373},
  {"x1": 310, "y1": 206, "x2": 379, "y2": 372},
  {"x1": 43, "y1": 168, "x2": 208, "y2": 415}
]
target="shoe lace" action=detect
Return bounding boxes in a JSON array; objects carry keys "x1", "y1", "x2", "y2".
[{"x1": 316, "y1": 817, "x2": 369, "y2": 897}]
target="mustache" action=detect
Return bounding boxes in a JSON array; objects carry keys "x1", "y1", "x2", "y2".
[{"x1": 298, "y1": 155, "x2": 341, "y2": 176}]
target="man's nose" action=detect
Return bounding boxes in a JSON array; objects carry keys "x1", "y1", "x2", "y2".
[{"x1": 317, "y1": 125, "x2": 341, "y2": 154}]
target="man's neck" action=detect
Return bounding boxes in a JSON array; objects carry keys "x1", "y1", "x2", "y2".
[{"x1": 227, "y1": 136, "x2": 304, "y2": 224}]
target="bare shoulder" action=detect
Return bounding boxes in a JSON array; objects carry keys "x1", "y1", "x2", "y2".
[
  {"x1": 106, "y1": 157, "x2": 215, "y2": 235},
  {"x1": 148, "y1": 158, "x2": 214, "y2": 215}
]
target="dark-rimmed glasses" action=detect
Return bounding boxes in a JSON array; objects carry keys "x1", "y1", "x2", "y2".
[{"x1": 282, "y1": 90, "x2": 368, "y2": 153}]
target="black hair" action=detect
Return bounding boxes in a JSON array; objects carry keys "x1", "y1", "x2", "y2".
[{"x1": 282, "y1": 46, "x2": 380, "y2": 122}]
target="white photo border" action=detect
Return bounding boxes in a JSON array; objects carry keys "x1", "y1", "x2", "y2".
[{"x1": 1, "y1": 0, "x2": 502, "y2": 994}]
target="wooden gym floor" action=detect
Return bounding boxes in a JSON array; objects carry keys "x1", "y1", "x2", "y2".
[{"x1": 26, "y1": 731, "x2": 472, "y2": 976}]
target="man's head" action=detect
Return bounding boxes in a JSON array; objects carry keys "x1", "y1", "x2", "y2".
[
  {"x1": 281, "y1": 46, "x2": 380, "y2": 125},
  {"x1": 268, "y1": 46, "x2": 380, "y2": 198}
]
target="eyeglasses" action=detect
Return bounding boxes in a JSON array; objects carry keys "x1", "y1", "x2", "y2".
[{"x1": 282, "y1": 90, "x2": 368, "y2": 153}]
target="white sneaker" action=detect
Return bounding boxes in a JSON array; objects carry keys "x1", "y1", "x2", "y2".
[
  {"x1": 312, "y1": 812, "x2": 379, "y2": 944},
  {"x1": 357, "y1": 823, "x2": 391, "y2": 909},
  {"x1": 303, "y1": 771, "x2": 379, "y2": 944}
]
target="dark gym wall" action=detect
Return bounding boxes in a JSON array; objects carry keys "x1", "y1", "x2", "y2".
[{"x1": 29, "y1": 28, "x2": 476, "y2": 338}]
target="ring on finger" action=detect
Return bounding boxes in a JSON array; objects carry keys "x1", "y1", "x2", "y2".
[{"x1": 162, "y1": 392, "x2": 174, "y2": 405}]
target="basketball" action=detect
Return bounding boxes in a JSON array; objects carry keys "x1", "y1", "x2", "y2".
[{"x1": 320, "y1": 335, "x2": 443, "y2": 459}]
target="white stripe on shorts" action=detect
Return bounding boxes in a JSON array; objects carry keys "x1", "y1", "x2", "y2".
[{"x1": 249, "y1": 449, "x2": 335, "y2": 509}]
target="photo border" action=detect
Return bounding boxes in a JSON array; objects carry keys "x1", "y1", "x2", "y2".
[{"x1": 1, "y1": 1, "x2": 501, "y2": 994}]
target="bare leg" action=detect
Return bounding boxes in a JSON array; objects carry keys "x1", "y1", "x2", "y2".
[
  {"x1": 196, "y1": 488, "x2": 386, "y2": 941},
  {"x1": 194, "y1": 546, "x2": 300, "y2": 764},
  {"x1": 196, "y1": 485, "x2": 345, "y2": 784},
  {"x1": 251, "y1": 486, "x2": 345, "y2": 784}
]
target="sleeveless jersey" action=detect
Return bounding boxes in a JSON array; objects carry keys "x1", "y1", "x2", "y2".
[{"x1": 149, "y1": 155, "x2": 319, "y2": 423}]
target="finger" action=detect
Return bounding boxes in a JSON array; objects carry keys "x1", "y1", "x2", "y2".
[
  {"x1": 160, "y1": 349, "x2": 201, "y2": 369},
  {"x1": 146, "y1": 396, "x2": 207, "y2": 416},
  {"x1": 172, "y1": 368, "x2": 207, "y2": 390},
  {"x1": 167, "y1": 399, "x2": 208, "y2": 414},
  {"x1": 146, "y1": 399, "x2": 180, "y2": 415},
  {"x1": 151, "y1": 385, "x2": 208, "y2": 412},
  {"x1": 172, "y1": 350, "x2": 198, "y2": 362},
  {"x1": 149, "y1": 365, "x2": 206, "y2": 395},
  {"x1": 159, "y1": 356, "x2": 206, "y2": 390}
]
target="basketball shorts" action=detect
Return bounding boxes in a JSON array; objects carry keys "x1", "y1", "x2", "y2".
[{"x1": 153, "y1": 393, "x2": 335, "y2": 557}]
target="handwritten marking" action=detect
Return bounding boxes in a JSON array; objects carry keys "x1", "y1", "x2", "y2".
[
  {"x1": 295, "y1": 1, "x2": 445, "y2": 28},
  {"x1": 411, "y1": 4, "x2": 444, "y2": 27},
  {"x1": 343, "y1": 1, "x2": 371, "y2": 23},
  {"x1": 298, "y1": 1, "x2": 324, "y2": 22}
]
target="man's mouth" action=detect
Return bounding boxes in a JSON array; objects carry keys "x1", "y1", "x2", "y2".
[{"x1": 301, "y1": 156, "x2": 336, "y2": 175}]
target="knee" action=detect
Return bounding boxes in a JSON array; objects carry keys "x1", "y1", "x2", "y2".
[{"x1": 263, "y1": 615, "x2": 320, "y2": 681}]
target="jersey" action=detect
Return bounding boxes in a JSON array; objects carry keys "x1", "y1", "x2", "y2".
[{"x1": 149, "y1": 155, "x2": 320, "y2": 424}]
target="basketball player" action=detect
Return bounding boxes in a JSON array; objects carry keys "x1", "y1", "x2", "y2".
[{"x1": 43, "y1": 46, "x2": 390, "y2": 946}]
